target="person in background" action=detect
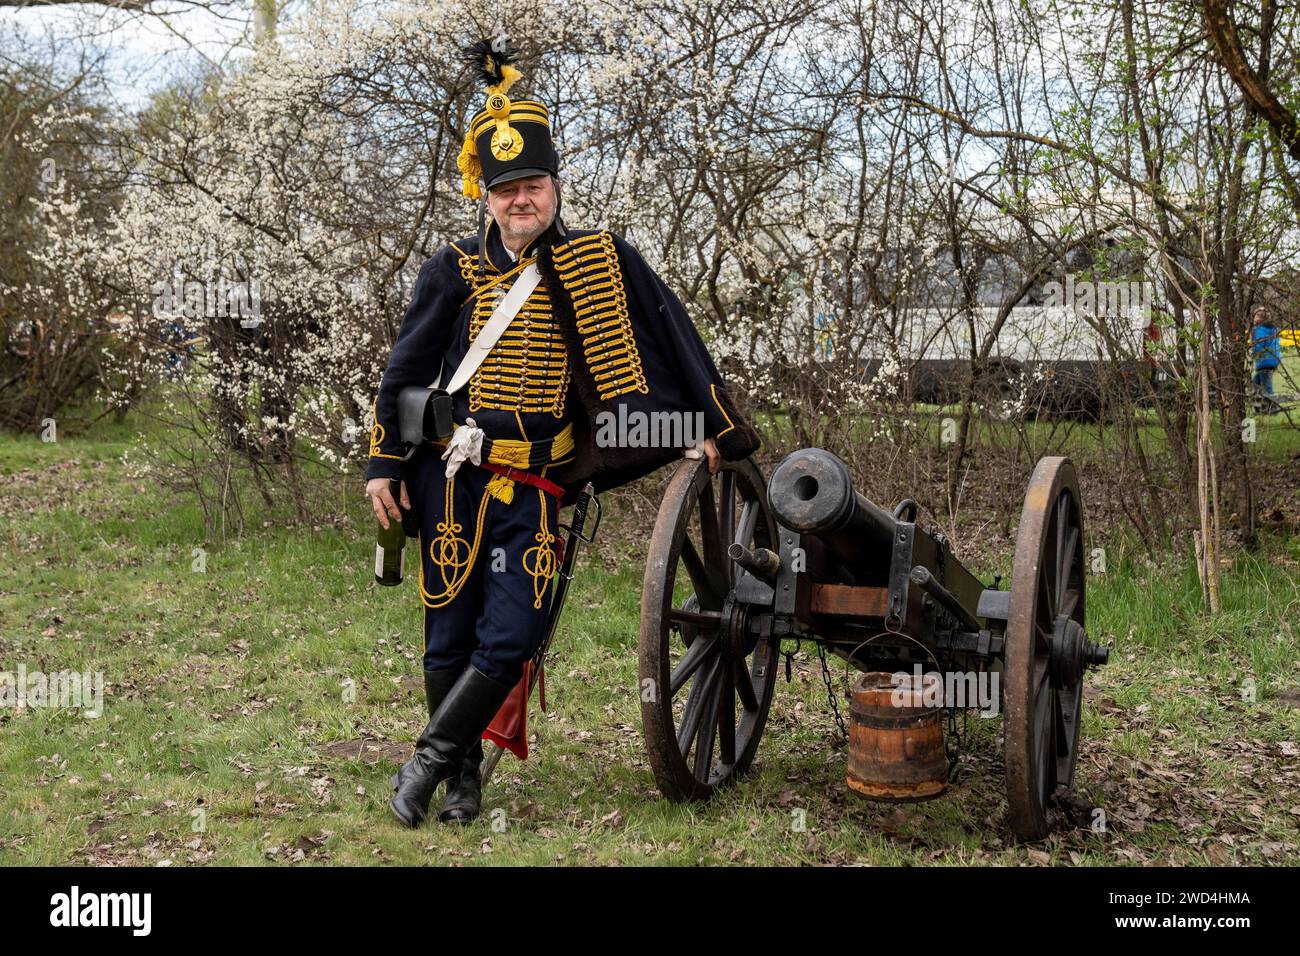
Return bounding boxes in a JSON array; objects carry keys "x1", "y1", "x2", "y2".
[{"x1": 1250, "y1": 306, "x2": 1282, "y2": 404}]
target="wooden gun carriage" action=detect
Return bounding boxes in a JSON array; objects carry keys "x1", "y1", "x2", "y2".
[{"x1": 637, "y1": 448, "x2": 1109, "y2": 841}]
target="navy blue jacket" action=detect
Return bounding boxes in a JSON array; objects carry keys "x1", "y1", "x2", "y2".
[{"x1": 367, "y1": 221, "x2": 761, "y2": 501}]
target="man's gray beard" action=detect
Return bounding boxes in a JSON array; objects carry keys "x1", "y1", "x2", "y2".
[{"x1": 499, "y1": 215, "x2": 554, "y2": 253}]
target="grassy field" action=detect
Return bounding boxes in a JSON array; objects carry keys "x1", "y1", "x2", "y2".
[{"x1": 1, "y1": 412, "x2": 1298, "y2": 866}]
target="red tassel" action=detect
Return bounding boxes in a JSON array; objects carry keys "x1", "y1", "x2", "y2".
[{"x1": 483, "y1": 660, "x2": 545, "y2": 760}]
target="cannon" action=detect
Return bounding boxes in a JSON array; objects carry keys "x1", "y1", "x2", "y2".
[{"x1": 637, "y1": 448, "x2": 1109, "y2": 841}]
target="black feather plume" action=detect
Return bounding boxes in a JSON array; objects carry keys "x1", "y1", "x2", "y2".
[{"x1": 461, "y1": 36, "x2": 518, "y2": 87}]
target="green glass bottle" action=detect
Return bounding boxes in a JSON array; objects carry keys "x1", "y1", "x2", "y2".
[{"x1": 374, "y1": 478, "x2": 407, "y2": 586}]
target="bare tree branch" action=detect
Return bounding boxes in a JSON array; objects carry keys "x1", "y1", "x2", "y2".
[{"x1": 1202, "y1": 0, "x2": 1300, "y2": 161}]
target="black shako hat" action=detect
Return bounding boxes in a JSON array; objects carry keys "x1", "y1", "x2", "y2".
[{"x1": 457, "y1": 37, "x2": 560, "y2": 198}]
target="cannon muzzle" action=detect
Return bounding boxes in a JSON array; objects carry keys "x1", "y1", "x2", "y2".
[
  {"x1": 767, "y1": 448, "x2": 900, "y2": 584},
  {"x1": 768, "y1": 448, "x2": 897, "y2": 541}
]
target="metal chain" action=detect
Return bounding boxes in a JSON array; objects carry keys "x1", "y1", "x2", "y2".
[
  {"x1": 945, "y1": 701, "x2": 969, "y2": 781},
  {"x1": 817, "y1": 644, "x2": 849, "y2": 740}
]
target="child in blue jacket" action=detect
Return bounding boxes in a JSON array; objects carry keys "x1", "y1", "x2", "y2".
[{"x1": 1251, "y1": 307, "x2": 1282, "y2": 397}]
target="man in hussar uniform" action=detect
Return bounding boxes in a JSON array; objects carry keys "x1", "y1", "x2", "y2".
[{"x1": 365, "y1": 38, "x2": 761, "y2": 829}]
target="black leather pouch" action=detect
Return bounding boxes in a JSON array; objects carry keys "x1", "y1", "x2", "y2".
[{"x1": 397, "y1": 386, "x2": 455, "y2": 454}]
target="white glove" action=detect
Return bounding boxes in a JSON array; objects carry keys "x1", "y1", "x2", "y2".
[{"x1": 441, "y1": 418, "x2": 484, "y2": 479}]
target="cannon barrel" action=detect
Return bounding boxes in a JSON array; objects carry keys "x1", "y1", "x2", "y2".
[
  {"x1": 768, "y1": 447, "x2": 990, "y2": 625},
  {"x1": 767, "y1": 448, "x2": 901, "y2": 584}
]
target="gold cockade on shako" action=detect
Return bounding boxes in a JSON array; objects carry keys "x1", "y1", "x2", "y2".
[{"x1": 485, "y1": 86, "x2": 523, "y2": 162}]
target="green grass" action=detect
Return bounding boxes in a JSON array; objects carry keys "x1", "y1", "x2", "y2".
[{"x1": 0, "y1": 413, "x2": 1297, "y2": 866}]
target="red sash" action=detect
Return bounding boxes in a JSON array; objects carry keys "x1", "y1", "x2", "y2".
[{"x1": 478, "y1": 461, "x2": 564, "y2": 500}]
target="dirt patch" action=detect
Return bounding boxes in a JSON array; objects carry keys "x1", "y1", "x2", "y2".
[
  {"x1": 398, "y1": 675, "x2": 423, "y2": 694},
  {"x1": 317, "y1": 737, "x2": 408, "y2": 765},
  {"x1": 1273, "y1": 687, "x2": 1300, "y2": 708}
]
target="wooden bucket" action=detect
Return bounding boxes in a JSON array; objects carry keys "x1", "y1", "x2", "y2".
[{"x1": 846, "y1": 671, "x2": 948, "y2": 802}]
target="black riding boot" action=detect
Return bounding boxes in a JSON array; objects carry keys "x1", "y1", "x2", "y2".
[
  {"x1": 439, "y1": 737, "x2": 485, "y2": 824},
  {"x1": 390, "y1": 668, "x2": 460, "y2": 793},
  {"x1": 389, "y1": 666, "x2": 511, "y2": 829},
  {"x1": 392, "y1": 672, "x2": 490, "y2": 824}
]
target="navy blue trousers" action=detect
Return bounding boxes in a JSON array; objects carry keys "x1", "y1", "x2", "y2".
[{"x1": 405, "y1": 446, "x2": 560, "y2": 686}]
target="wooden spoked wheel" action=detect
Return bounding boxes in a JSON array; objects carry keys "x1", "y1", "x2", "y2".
[
  {"x1": 638, "y1": 457, "x2": 780, "y2": 802},
  {"x1": 1004, "y1": 456, "x2": 1088, "y2": 842}
]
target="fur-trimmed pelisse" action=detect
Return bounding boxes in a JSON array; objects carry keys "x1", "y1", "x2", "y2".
[{"x1": 532, "y1": 224, "x2": 762, "y2": 497}]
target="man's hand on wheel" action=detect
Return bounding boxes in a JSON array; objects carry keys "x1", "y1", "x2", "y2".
[
  {"x1": 684, "y1": 437, "x2": 721, "y2": 475},
  {"x1": 366, "y1": 477, "x2": 410, "y2": 530}
]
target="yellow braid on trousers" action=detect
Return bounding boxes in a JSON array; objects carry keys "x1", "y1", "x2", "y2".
[
  {"x1": 522, "y1": 488, "x2": 557, "y2": 609},
  {"x1": 419, "y1": 474, "x2": 490, "y2": 608}
]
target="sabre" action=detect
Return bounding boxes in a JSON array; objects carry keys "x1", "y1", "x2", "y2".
[{"x1": 480, "y1": 481, "x2": 601, "y2": 785}]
